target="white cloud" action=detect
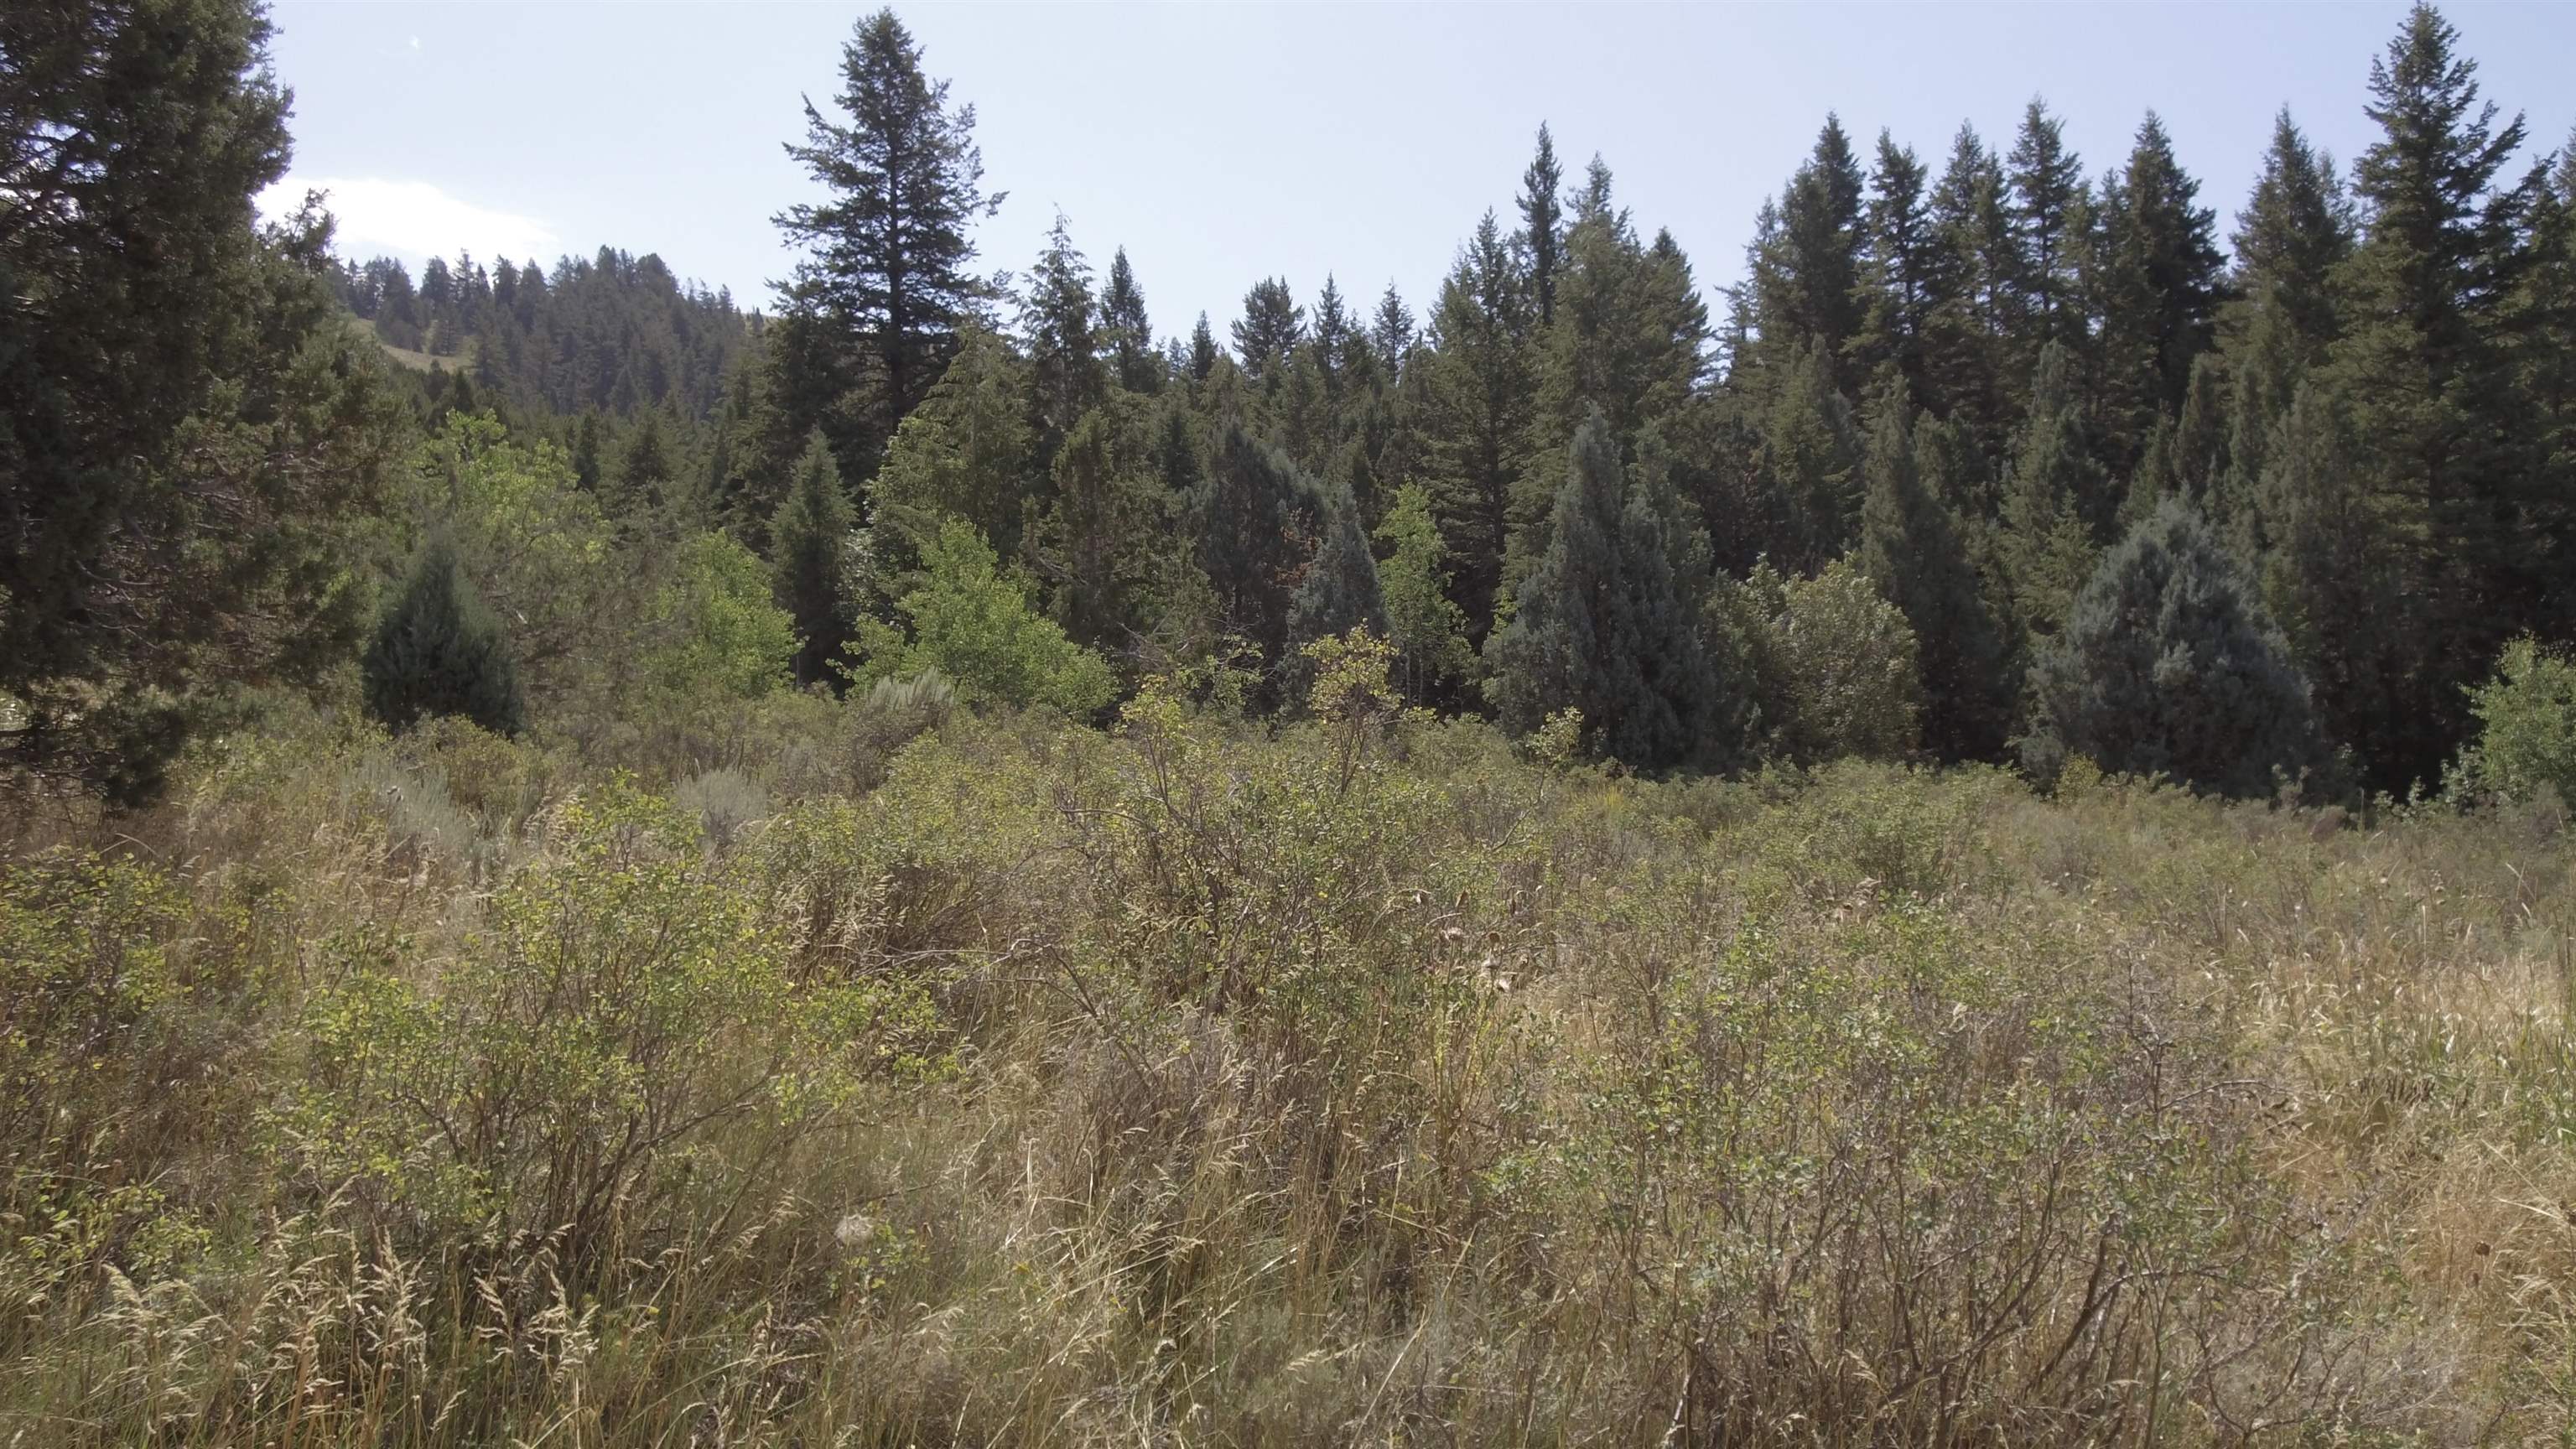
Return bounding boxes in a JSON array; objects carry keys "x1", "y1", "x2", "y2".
[{"x1": 258, "y1": 175, "x2": 562, "y2": 267}]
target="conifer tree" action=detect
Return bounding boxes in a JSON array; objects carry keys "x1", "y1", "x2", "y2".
[
  {"x1": 571, "y1": 412, "x2": 605, "y2": 492},
  {"x1": 1232, "y1": 278, "x2": 1304, "y2": 383},
  {"x1": 1420, "y1": 212, "x2": 1538, "y2": 634},
  {"x1": 2521, "y1": 138, "x2": 2576, "y2": 529},
  {"x1": 1856, "y1": 384, "x2": 2010, "y2": 760},
  {"x1": 1285, "y1": 483, "x2": 1386, "y2": 666},
  {"x1": 363, "y1": 537, "x2": 527, "y2": 737},
  {"x1": 2024, "y1": 498, "x2": 2326, "y2": 798},
  {"x1": 870, "y1": 325, "x2": 1037, "y2": 562},
  {"x1": 1369, "y1": 283, "x2": 1417, "y2": 377},
  {"x1": 2007, "y1": 100, "x2": 2089, "y2": 371},
  {"x1": 1852, "y1": 131, "x2": 1936, "y2": 395},
  {"x1": 1187, "y1": 313, "x2": 1219, "y2": 384},
  {"x1": 2226, "y1": 109, "x2": 2355, "y2": 367},
  {"x1": 1519, "y1": 123, "x2": 1566, "y2": 325},
  {"x1": 2122, "y1": 417, "x2": 2175, "y2": 533},
  {"x1": 1284, "y1": 276, "x2": 1365, "y2": 469},
  {"x1": 3, "y1": 0, "x2": 399, "y2": 800},
  {"x1": 2095, "y1": 113, "x2": 2228, "y2": 466},
  {"x1": 1922, "y1": 124, "x2": 2018, "y2": 451},
  {"x1": 2319, "y1": 0, "x2": 2553, "y2": 788},
  {"x1": 1757, "y1": 340, "x2": 1862, "y2": 570},
  {"x1": 1101, "y1": 247, "x2": 1160, "y2": 393},
  {"x1": 2252, "y1": 378, "x2": 2409, "y2": 778},
  {"x1": 1528, "y1": 170, "x2": 1707, "y2": 541},
  {"x1": 769, "y1": 432, "x2": 858, "y2": 686},
  {"x1": 2000, "y1": 343, "x2": 2106, "y2": 639},
  {"x1": 1748, "y1": 115, "x2": 1868, "y2": 386},
  {"x1": 1190, "y1": 423, "x2": 1309, "y2": 673},
  {"x1": 1021, "y1": 213, "x2": 1104, "y2": 461},
  {"x1": 1032, "y1": 397, "x2": 1182, "y2": 655},
  {"x1": 774, "y1": 8, "x2": 1000, "y2": 461},
  {"x1": 1486, "y1": 412, "x2": 1731, "y2": 771},
  {"x1": 2169, "y1": 353, "x2": 2230, "y2": 508},
  {"x1": 615, "y1": 411, "x2": 675, "y2": 519}
]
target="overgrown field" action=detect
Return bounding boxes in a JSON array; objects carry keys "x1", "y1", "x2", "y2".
[{"x1": 5, "y1": 679, "x2": 2574, "y2": 1446}]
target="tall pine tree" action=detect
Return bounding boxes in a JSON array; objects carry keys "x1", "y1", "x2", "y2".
[
  {"x1": 1519, "y1": 122, "x2": 1566, "y2": 326},
  {"x1": 2319, "y1": 0, "x2": 2553, "y2": 788},
  {"x1": 774, "y1": 8, "x2": 1000, "y2": 470}
]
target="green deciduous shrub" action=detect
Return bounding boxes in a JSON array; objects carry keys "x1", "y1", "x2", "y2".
[
  {"x1": 857, "y1": 518, "x2": 1116, "y2": 716},
  {"x1": 266, "y1": 785, "x2": 946, "y2": 1268},
  {"x1": 1717, "y1": 559, "x2": 1926, "y2": 766},
  {"x1": 2454, "y1": 635, "x2": 2576, "y2": 808}
]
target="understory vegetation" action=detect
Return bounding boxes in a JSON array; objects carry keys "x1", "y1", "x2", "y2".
[{"x1": 4, "y1": 657, "x2": 2573, "y2": 1445}]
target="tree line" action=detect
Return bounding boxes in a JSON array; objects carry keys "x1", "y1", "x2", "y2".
[
  {"x1": 5, "y1": 0, "x2": 2572, "y2": 804},
  {"x1": 714, "y1": 3, "x2": 2572, "y2": 797}
]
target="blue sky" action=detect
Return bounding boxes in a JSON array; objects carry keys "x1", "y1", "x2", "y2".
[{"x1": 261, "y1": 3, "x2": 2576, "y2": 342}]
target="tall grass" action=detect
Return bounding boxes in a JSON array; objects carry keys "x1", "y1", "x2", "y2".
[{"x1": 2, "y1": 698, "x2": 2570, "y2": 1445}]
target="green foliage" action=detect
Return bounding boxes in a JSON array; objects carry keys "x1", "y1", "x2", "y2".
[
  {"x1": 1283, "y1": 481, "x2": 1385, "y2": 667},
  {"x1": 1856, "y1": 389, "x2": 2010, "y2": 759},
  {"x1": 770, "y1": 430, "x2": 859, "y2": 686},
  {"x1": 1759, "y1": 559, "x2": 1927, "y2": 762},
  {"x1": 1487, "y1": 412, "x2": 1736, "y2": 771},
  {"x1": 1531, "y1": 166, "x2": 1707, "y2": 455},
  {"x1": 25, "y1": 9, "x2": 2576, "y2": 1441},
  {"x1": 1742, "y1": 115, "x2": 1868, "y2": 385},
  {"x1": 1230, "y1": 276, "x2": 1304, "y2": 383},
  {"x1": 858, "y1": 519, "x2": 1116, "y2": 715},
  {"x1": 1188, "y1": 423, "x2": 1312, "y2": 676},
  {"x1": 1999, "y1": 343, "x2": 2106, "y2": 637},
  {"x1": 2306, "y1": 2, "x2": 2555, "y2": 791},
  {"x1": 0, "y1": 853, "x2": 190, "y2": 1156},
  {"x1": 641, "y1": 531, "x2": 795, "y2": 703},
  {"x1": 2225, "y1": 107, "x2": 2353, "y2": 369},
  {"x1": 1020, "y1": 212, "x2": 1104, "y2": 454},
  {"x1": 1030, "y1": 397, "x2": 1196, "y2": 658},
  {"x1": 2025, "y1": 498, "x2": 2327, "y2": 797},
  {"x1": 1419, "y1": 211, "x2": 1538, "y2": 631},
  {"x1": 270, "y1": 784, "x2": 944, "y2": 1259},
  {"x1": 2091, "y1": 112, "x2": 2226, "y2": 465},
  {"x1": 868, "y1": 324, "x2": 1036, "y2": 562},
  {"x1": 2455, "y1": 636, "x2": 2576, "y2": 806},
  {"x1": 1100, "y1": 247, "x2": 1161, "y2": 393},
  {"x1": 1755, "y1": 339, "x2": 1862, "y2": 570},
  {"x1": 775, "y1": 7, "x2": 1000, "y2": 453},
  {"x1": 8, "y1": 690, "x2": 2575, "y2": 1445},
  {"x1": 1, "y1": 0, "x2": 398, "y2": 802},
  {"x1": 402, "y1": 416, "x2": 620, "y2": 709},
  {"x1": 1374, "y1": 484, "x2": 1476, "y2": 704},
  {"x1": 361, "y1": 537, "x2": 527, "y2": 738}
]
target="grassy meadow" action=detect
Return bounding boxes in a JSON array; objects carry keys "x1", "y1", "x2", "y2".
[{"x1": 4, "y1": 667, "x2": 2573, "y2": 1447}]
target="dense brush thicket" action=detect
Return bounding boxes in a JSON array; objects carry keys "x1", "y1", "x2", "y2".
[{"x1": 4, "y1": 666, "x2": 2575, "y2": 1445}]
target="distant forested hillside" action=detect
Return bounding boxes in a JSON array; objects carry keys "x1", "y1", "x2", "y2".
[{"x1": 331, "y1": 247, "x2": 752, "y2": 421}]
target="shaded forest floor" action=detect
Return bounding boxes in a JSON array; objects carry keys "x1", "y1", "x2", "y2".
[{"x1": 4, "y1": 695, "x2": 2573, "y2": 1446}]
